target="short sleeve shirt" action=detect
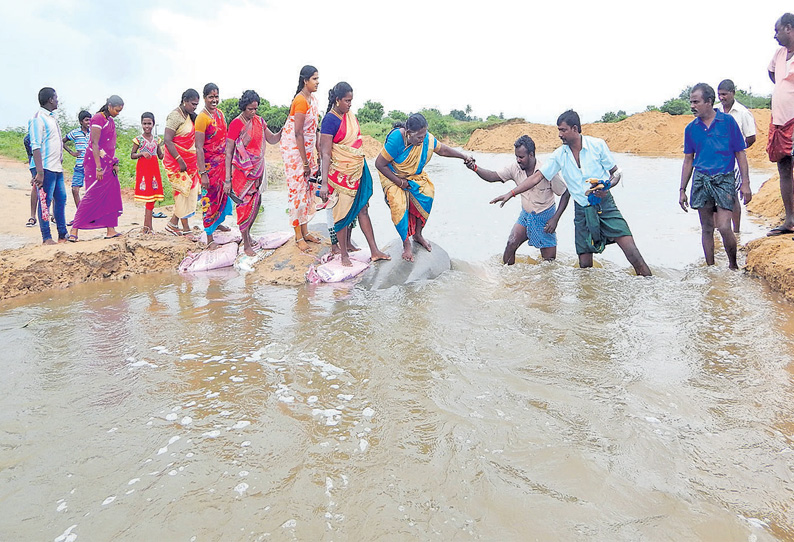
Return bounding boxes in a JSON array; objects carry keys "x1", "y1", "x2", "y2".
[
  {"x1": 320, "y1": 111, "x2": 343, "y2": 137},
  {"x1": 714, "y1": 100, "x2": 756, "y2": 139},
  {"x1": 497, "y1": 160, "x2": 566, "y2": 214},
  {"x1": 289, "y1": 94, "x2": 309, "y2": 116},
  {"x1": 769, "y1": 47, "x2": 794, "y2": 125},
  {"x1": 684, "y1": 111, "x2": 746, "y2": 175},
  {"x1": 226, "y1": 116, "x2": 267, "y2": 141},
  {"x1": 165, "y1": 109, "x2": 187, "y2": 133},
  {"x1": 66, "y1": 128, "x2": 90, "y2": 168},
  {"x1": 539, "y1": 135, "x2": 615, "y2": 207}
]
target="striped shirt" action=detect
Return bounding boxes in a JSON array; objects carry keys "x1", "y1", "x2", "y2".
[
  {"x1": 28, "y1": 107, "x2": 63, "y2": 172},
  {"x1": 65, "y1": 128, "x2": 90, "y2": 169}
]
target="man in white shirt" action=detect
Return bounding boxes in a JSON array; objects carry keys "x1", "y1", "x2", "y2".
[
  {"x1": 28, "y1": 87, "x2": 66, "y2": 244},
  {"x1": 715, "y1": 79, "x2": 756, "y2": 233}
]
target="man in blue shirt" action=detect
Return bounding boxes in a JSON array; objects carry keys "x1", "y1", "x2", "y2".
[
  {"x1": 679, "y1": 83, "x2": 751, "y2": 269},
  {"x1": 491, "y1": 110, "x2": 651, "y2": 276}
]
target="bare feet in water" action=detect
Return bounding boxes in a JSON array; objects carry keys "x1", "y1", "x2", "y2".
[
  {"x1": 401, "y1": 246, "x2": 414, "y2": 262},
  {"x1": 370, "y1": 249, "x2": 391, "y2": 262}
]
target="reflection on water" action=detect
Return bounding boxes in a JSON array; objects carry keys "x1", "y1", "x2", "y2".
[{"x1": 0, "y1": 155, "x2": 792, "y2": 541}]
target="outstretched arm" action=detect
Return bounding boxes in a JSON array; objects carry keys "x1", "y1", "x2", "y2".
[
  {"x1": 465, "y1": 159, "x2": 502, "y2": 182},
  {"x1": 490, "y1": 170, "x2": 546, "y2": 207},
  {"x1": 436, "y1": 143, "x2": 474, "y2": 165}
]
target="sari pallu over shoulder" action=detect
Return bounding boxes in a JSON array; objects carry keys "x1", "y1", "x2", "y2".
[
  {"x1": 327, "y1": 111, "x2": 371, "y2": 232},
  {"x1": 230, "y1": 115, "x2": 266, "y2": 232}
]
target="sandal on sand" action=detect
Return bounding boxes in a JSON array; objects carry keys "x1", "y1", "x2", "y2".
[
  {"x1": 104, "y1": 232, "x2": 122, "y2": 239},
  {"x1": 152, "y1": 211, "x2": 167, "y2": 218},
  {"x1": 295, "y1": 237, "x2": 310, "y2": 252},
  {"x1": 66, "y1": 234, "x2": 79, "y2": 243},
  {"x1": 165, "y1": 223, "x2": 182, "y2": 236},
  {"x1": 303, "y1": 233, "x2": 321, "y2": 244},
  {"x1": 26, "y1": 217, "x2": 36, "y2": 227}
]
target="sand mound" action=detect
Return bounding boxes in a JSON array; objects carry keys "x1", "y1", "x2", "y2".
[
  {"x1": 0, "y1": 236, "x2": 194, "y2": 301},
  {"x1": 466, "y1": 110, "x2": 773, "y2": 165},
  {"x1": 745, "y1": 236, "x2": 794, "y2": 302},
  {"x1": 747, "y1": 173, "x2": 784, "y2": 223},
  {"x1": 361, "y1": 135, "x2": 383, "y2": 159}
]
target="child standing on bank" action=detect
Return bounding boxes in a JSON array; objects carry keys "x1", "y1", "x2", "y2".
[
  {"x1": 63, "y1": 110, "x2": 91, "y2": 214},
  {"x1": 131, "y1": 112, "x2": 164, "y2": 233}
]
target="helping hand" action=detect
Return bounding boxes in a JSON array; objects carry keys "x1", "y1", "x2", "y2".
[{"x1": 490, "y1": 192, "x2": 512, "y2": 207}]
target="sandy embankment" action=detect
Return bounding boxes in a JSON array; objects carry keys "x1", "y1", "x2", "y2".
[{"x1": 0, "y1": 137, "x2": 385, "y2": 301}]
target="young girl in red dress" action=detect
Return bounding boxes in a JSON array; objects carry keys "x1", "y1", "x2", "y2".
[{"x1": 131, "y1": 112, "x2": 165, "y2": 233}]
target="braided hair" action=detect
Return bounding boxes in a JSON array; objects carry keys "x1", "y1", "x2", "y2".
[
  {"x1": 295, "y1": 65, "x2": 318, "y2": 96},
  {"x1": 326, "y1": 81, "x2": 353, "y2": 113}
]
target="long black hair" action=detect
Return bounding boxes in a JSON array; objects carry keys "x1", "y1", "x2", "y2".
[
  {"x1": 295, "y1": 65, "x2": 318, "y2": 96},
  {"x1": 180, "y1": 88, "x2": 200, "y2": 122},
  {"x1": 98, "y1": 95, "x2": 124, "y2": 115},
  {"x1": 327, "y1": 81, "x2": 353, "y2": 113},
  {"x1": 238, "y1": 90, "x2": 260, "y2": 112},
  {"x1": 203, "y1": 82, "x2": 219, "y2": 97}
]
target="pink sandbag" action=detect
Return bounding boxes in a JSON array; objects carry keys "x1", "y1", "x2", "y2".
[
  {"x1": 306, "y1": 254, "x2": 370, "y2": 284},
  {"x1": 199, "y1": 229, "x2": 242, "y2": 245},
  {"x1": 179, "y1": 242, "x2": 238, "y2": 273},
  {"x1": 256, "y1": 231, "x2": 293, "y2": 250}
]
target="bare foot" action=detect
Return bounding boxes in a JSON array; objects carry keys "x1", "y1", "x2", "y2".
[
  {"x1": 401, "y1": 246, "x2": 414, "y2": 262},
  {"x1": 244, "y1": 246, "x2": 256, "y2": 257},
  {"x1": 370, "y1": 250, "x2": 391, "y2": 262},
  {"x1": 349, "y1": 242, "x2": 361, "y2": 252},
  {"x1": 296, "y1": 238, "x2": 310, "y2": 252},
  {"x1": 217, "y1": 224, "x2": 231, "y2": 232},
  {"x1": 413, "y1": 234, "x2": 432, "y2": 252},
  {"x1": 207, "y1": 241, "x2": 221, "y2": 251},
  {"x1": 57, "y1": 238, "x2": 67, "y2": 244},
  {"x1": 43, "y1": 239, "x2": 56, "y2": 245},
  {"x1": 341, "y1": 254, "x2": 353, "y2": 267},
  {"x1": 331, "y1": 244, "x2": 341, "y2": 255},
  {"x1": 304, "y1": 233, "x2": 321, "y2": 244}
]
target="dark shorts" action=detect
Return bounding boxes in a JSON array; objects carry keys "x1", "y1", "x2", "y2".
[
  {"x1": 690, "y1": 171, "x2": 734, "y2": 211},
  {"x1": 573, "y1": 192, "x2": 632, "y2": 255}
]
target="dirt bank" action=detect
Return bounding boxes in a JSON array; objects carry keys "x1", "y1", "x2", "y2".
[{"x1": 465, "y1": 110, "x2": 773, "y2": 166}]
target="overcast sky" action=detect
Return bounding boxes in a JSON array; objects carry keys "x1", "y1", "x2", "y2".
[{"x1": 1, "y1": 1, "x2": 790, "y2": 130}]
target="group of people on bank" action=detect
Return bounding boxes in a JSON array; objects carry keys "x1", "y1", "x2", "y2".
[{"x1": 24, "y1": 12, "x2": 794, "y2": 273}]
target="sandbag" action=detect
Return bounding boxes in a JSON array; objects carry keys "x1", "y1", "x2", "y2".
[
  {"x1": 307, "y1": 253, "x2": 370, "y2": 284},
  {"x1": 199, "y1": 229, "x2": 242, "y2": 245},
  {"x1": 178, "y1": 242, "x2": 238, "y2": 273}
]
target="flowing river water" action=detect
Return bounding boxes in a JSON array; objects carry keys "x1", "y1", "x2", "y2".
[{"x1": 2, "y1": 153, "x2": 793, "y2": 541}]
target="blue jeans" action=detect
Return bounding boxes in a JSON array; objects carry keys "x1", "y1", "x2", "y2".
[{"x1": 38, "y1": 169, "x2": 67, "y2": 241}]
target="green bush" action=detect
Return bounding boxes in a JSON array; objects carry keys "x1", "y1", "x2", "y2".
[{"x1": 357, "y1": 100, "x2": 384, "y2": 123}]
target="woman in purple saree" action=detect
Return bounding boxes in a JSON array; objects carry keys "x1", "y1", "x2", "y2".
[{"x1": 68, "y1": 95, "x2": 125, "y2": 241}]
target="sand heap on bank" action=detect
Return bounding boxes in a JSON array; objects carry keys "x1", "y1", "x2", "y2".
[{"x1": 465, "y1": 110, "x2": 773, "y2": 165}]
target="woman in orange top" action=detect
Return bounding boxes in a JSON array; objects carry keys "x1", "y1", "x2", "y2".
[{"x1": 280, "y1": 65, "x2": 320, "y2": 252}]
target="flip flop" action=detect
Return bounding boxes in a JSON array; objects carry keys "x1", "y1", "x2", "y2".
[
  {"x1": 767, "y1": 226, "x2": 794, "y2": 237},
  {"x1": 104, "y1": 233, "x2": 122, "y2": 239},
  {"x1": 66, "y1": 234, "x2": 79, "y2": 243},
  {"x1": 25, "y1": 218, "x2": 36, "y2": 227},
  {"x1": 152, "y1": 211, "x2": 167, "y2": 218}
]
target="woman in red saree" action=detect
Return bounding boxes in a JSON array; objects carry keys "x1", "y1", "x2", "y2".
[
  {"x1": 225, "y1": 90, "x2": 282, "y2": 256},
  {"x1": 163, "y1": 89, "x2": 200, "y2": 237},
  {"x1": 195, "y1": 83, "x2": 232, "y2": 248}
]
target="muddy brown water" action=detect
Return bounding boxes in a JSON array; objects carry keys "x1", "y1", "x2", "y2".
[{"x1": 1, "y1": 154, "x2": 793, "y2": 541}]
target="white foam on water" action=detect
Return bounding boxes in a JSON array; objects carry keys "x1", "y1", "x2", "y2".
[
  {"x1": 281, "y1": 519, "x2": 297, "y2": 529},
  {"x1": 101, "y1": 496, "x2": 116, "y2": 506},
  {"x1": 234, "y1": 482, "x2": 249, "y2": 496},
  {"x1": 202, "y1": 430, "x2": 221, "y2": 438},
  {"x1": 230, "y1": 376, "x2": 244, "y2": 383},
  {"x1": 362, "y1": 407, "x2": 375, "y2": 419},
  {"x1": 157, "y1": 447, "x2": 168, "y2": 455},
  {"x1": 312, "y1": 409, "x2": 342, "y2": 426},
  {"x1": 128, "y1": 478, "x2": 140, "y2": 485},
  {"x1": 330, "y1": 384, "x2": 339, "y2": 389},
  {"x1": 744, "y1": 517, "x2": 769, "y2": 528},
  {"x1": 645, "y1": 417, "x2": 661, "y2": 424},
  {"x1": 54, "y1": 524, "x2": 78, "y2": 542},
  {"x1": 241, "y1": 441, "x2": 251, "y2": 447},
  {"x1": 56, "y1": 501, "x2": 67, "y2": 512},
  {"x1": 168, "y1": 436, "x2": 181, "y2": 445},
  {"x1": 165, "y1": 413, "x2": 177, "y2": 421},
  {"x1": 311, "y1": 359, "x2": 344, "y2": 375},
  {"x1": 206, "y1": 392, "x2": 220, "y2": 399},
  {"x1": 307, "y1": 396, "x2": 318, "y2": 404},
  {"x1": 168, "y1": 470, "x2": 177, "y2": 476},
  {"x1": 239, "y1": 471, "x2": 249, "y2": 477},
  {"x1": 107, "y1": 427, "x2": 117, "y2": 433},
  {"x1": 128, "y1": 360, "x2": 158, "y2": 369},
  {"x1": 278, "y1": 396, "x2": 295, "y2": 403},
  {"x1": 219, "y1": 410, "x2": 232, "y2": 417},
  {"x1": 231, "y1": 421, "x2": 251, "y2": 430},
  {"x1": 186, "y1": 453, "x2": 194, "y2": 458},
  {"x1": 184, "y1": 401, "x2": 197, "y2": 407},
  {"x1": 125, "y1": 489, "x2": 134, "y2": 495},
  {"x1": 337, "y1": 394, "x2": 353, "y2": 401},
  {"x1": 180, "y1": 354, "x2": 200, "y2": 360},
  {"x1": 151, "y1": 346, "x2": 169, "y2": 354}
]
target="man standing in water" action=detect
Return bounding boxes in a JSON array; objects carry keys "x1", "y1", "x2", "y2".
[
  {"x1": 766, "y1": 13, "x2": 794, "y2": 236},
  {"x1": 715, "y1": 79, "x2": 756, "y2": 233},
  {"x1": 491, "y1": 110, "x2": 651, "y2": 276},
  {"x1": 679, "y1": 83, "x2": 751, "y2": 270},
  {"x1": 28, "y1": 87, "x2": 66, "y2": 245},
  {"x1": 467, "y1": 135, "x2": 570, "y2": 263}
]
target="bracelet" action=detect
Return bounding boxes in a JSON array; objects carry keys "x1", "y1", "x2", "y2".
[
  {"x1": 510, "y1": 189, "x2": 516, "y2": 197},
  {"x1": 199, "y1": 171, "x2": 207, "y2": 175},
  {"x1": 474, "y1": 164, "x2": 478, "y2": 172},
  {"x1": 679, "y1": 188, "x2": 686, "y2": 191}
]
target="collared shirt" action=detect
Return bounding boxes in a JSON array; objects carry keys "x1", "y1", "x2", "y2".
[
  {"x1": 28, "y1": 107, "x2": 63, "y2": 172},
  {"x1": 714, "y1": 100, "x2": 757, "y2": 140},
  {"x1": 498, "y1": 160, "x2": 566, "y2": 214},
  {"x1": 684, "y1": 110, "x2": 746, "y2": 175},
  {"x1": 539, "y1": 135, "x2": 615, "y2": 207},
  {"x1": 769, "y1": 46, "x2": 794, "y2": 125},
  {"x1": 65, "y1": 128, "x2": 90, "y2": 169}
]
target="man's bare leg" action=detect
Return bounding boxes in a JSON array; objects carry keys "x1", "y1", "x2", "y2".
[
  {"x1": 777, "y1": 156, "x2": 794, "y2": 230},
  {"x1": 503, "y1": 223, "x2": 528, "y2": 265},
  {"x1": 731, "y1": 193, "x2": 741, "y2": 233},
  {"x1": 715, "y1": 207, "x2": 739, "y2": 269},
  {"x1": 615, "y1": 235, "x2": 652, "y2": 276},
  {"x1": 697, "y1": 207, "x2": 716, "y2": 265}
]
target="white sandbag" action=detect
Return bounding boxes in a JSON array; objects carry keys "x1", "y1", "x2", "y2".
[
  {"x1": 256, "y1": 231, "x2": 293, "y2": 250},
  {"x1": 178, "y1": 242, "x2": 238, "y2": 273},
  {"x1": 199, "y1": 229, "x2": 242, "y2": 245},
  {"x1": 307, "y1": 254, "x2": 370, "y2": 283}
]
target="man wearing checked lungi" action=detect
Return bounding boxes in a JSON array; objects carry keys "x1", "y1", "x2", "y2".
[
  {"x1": 679, "y1": 83, "x2": 752, "y2": 270},
  {"x1": 490, "y1": 110, "x2": 652, "y2": 276}
]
